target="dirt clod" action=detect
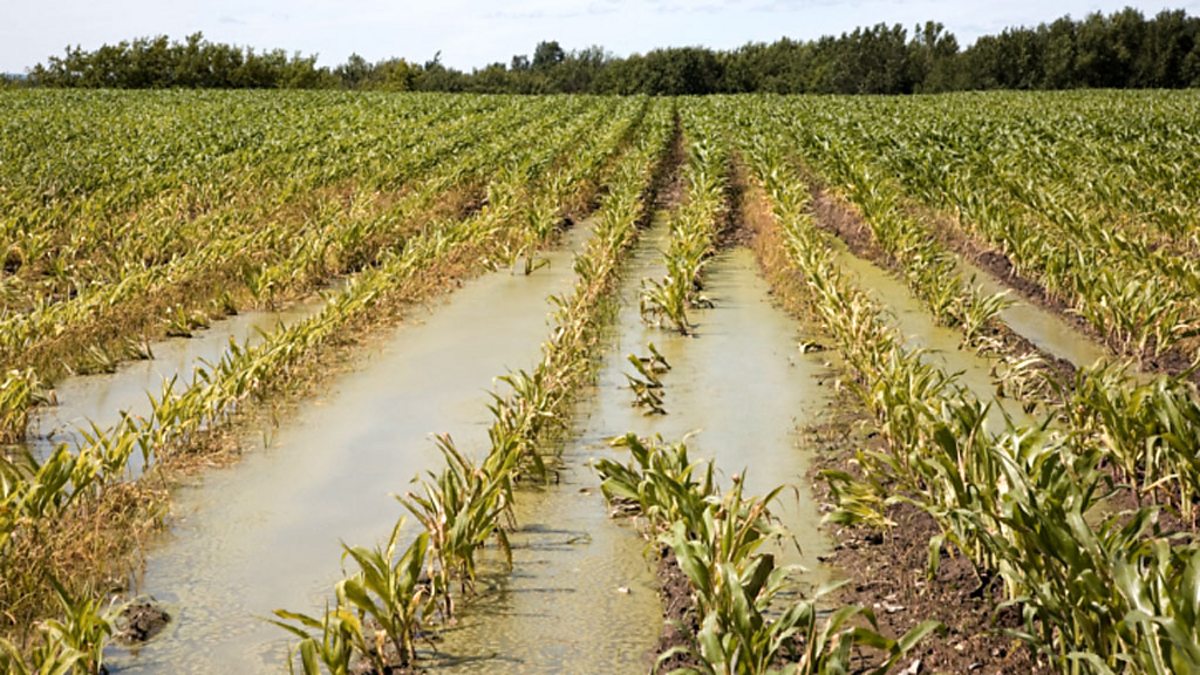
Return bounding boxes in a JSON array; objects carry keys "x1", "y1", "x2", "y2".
[{"x1": 116, "y1": 600, "x2": 171, "y2": 644}]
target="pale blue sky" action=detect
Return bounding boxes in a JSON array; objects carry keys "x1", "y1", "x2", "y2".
[{"x1": 3, "y1": 0, "x2": 1198, "y2": 73}]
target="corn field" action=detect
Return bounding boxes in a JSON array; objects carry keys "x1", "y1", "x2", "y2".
[{"x1": 1, "y1": 90, "x2": 1199, "y2": 674}]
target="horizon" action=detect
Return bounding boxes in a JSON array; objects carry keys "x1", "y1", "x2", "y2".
[{"x1": 3, "y1": 1, "x2": 1199, "y2": 74}]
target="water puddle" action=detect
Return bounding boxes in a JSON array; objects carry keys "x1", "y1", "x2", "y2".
[
  {"x1": 634, "y1": 246, "x2": 835, "y2": 575},
  {"x1": 955, "y1": 258, "x2": 1111, "y2": 369},
  {"x1": 23, "y1": 301, "x2": 326, "y2": 469},
  {"x1": 105, "y1": 224, "x2": 595, "y2": 673},
  {"x1": 832, "y1": 245, "x2": 1030, "y2": 428},
  {"x1": 425, "y1": 441, "x2": 662, "y2": 674},
  {"x1": 429, "y1": 222, "x2": 836, "y2": 673}
]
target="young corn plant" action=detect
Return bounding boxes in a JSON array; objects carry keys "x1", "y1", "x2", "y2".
[
  {"x1": 398, "y1": 435, "x2": 515, "y2": 621},
  {"x1": 958, "y1": 287, "x2": 1015, "y2": 348},
  {"x1": 597, "y1": 432, "x2": 939, "y2": 674},
  {"x1": 641, "y1": 128, "x2": 728, "y2": 335},
  {"x1": 0, "y1": 634, "x2": 83, "y2": 675},
  {"x1": 596, "y1": 433, "x2": 715, "y2": 527},
  {"x1": 1066, "y1": 362, "x2": 1200, "y2": 520},
  {"x1": 273, "y1": 523, "x2": 431, "y2": 673},
  {"x1": 641, "y1": 269, "x2": 693, "y2": 335},
  {"x1": 35, "y1": 578, "x2": 121, "y2": 675}
]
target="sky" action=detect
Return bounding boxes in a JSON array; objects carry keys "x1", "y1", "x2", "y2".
[{"x1": 3, "y1": 0, "x2": 1199, "y2": 73}]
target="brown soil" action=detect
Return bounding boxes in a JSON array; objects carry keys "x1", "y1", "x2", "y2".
[
  {"x1": 116, "y1": 600, "x2": 171, "y2": 644},
  {"x1": 651, "y1": 548, "x2": 702, "y2": 672},
  {"x1": 812, "y1": 422, "x2": 1050, "y2": 674}
]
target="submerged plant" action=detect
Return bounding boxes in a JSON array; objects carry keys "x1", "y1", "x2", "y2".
[
  {"x1": 625, "y1": 348, "x2": 669, "y2": 415},
  {"x1": 399, "y1": 435, "x2": 514, "y2": 621}
]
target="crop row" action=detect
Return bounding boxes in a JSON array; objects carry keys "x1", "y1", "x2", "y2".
[
  {"x1": 728, "y1": 98, "x2": 1200, "y2": 523},
  {"x1": 608, "y1": 112, "x2": 937, "y2": 673},
  {"x1": 638, "y1": 103, "x2": 729, "y2": 335}
]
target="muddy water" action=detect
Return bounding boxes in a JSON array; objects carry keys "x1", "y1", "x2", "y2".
[
  {"x1": 831, "y1": 245, "x2": 1029, "y2": 428},
  {"x1": 23, "y1": 301, "x2": 325, "y2": 468},
  {"x1": 429, "y1": 221, "x2": 837, "y2": 673},
  {"x1": 424, "y1": 439, "x2": 663, "y2": 674},
  {"x1": 634, "y1": 246, "x2": 836, "y2": 576},
  {"x1": 955, "y1": 258, "x2": 1111, "y2": 369},
  {"x1": 105, "y1": 224, "x2": 595, "y2": 674}
]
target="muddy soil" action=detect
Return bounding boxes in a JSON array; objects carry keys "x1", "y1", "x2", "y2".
[
  {"x1": 809, "y1": 415, "x2": 1050, "y2": 674},
  {"x1": 116, "y1": 600, "x2": 172, "y2": 645}
]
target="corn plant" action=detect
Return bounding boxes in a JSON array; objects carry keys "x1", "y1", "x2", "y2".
[
  {"x1": 598, "y1": 432, "x2": 938, "y2": 674},
  {"x1": 0, "y1": 369, "x2": 50, "y2": 444},
  {"x1": 37, "y1": 579, "x2": 120, "y2": 675},
  {"x1": 273, "y1": 525, "x2": 431, "y2": 673},
  {"x1": 1065, "y1": 362, "x2": 1200, "y2": 521},
  {"x1": 398, "y1": 436, "x2": 514, "y2": 620}
]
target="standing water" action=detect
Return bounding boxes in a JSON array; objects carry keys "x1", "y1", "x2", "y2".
[
  {"x1": 954, "y1": 257, "x2": 1112, "y2": 370},
  {"x1": 24, "y1": 300, "x2": 326, "y2": 469},
  {"x1": 106, "y1": 223, "x2": 595, "y2": 673},
  {"x1": 832, "y1": 244, "x2": 1032, "y2": 427},
  {"x1": 432, "y1": 219, "x2": 838, "y2": 673}
]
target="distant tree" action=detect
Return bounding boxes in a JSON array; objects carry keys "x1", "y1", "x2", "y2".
[
  {"x1": 21, "y1": 9, "x2": 1200, "y2": 94},
  {"x1": 911, "y1": 22, "x2": 960, "y2": 92},
  {"x1": 336, "y1": 53, "x2": 371, "y2": 88},
  {"x1": 532, "y1": 41, "x2": 565, "y2": 70},
  {"x1": 1041, "y1": 17, "x2": 1078, "y2": 88},
  {"x1": 374, "y1": 58, "x2": 415, "y2": 91}
]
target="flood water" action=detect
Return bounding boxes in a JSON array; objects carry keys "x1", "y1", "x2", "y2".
[
  {"x1": 831, "y1": 244, "x2": 1031, "y2": 428},
  {"x1": 24, "y1": 300, "x2": 325, "y2": 469},
  {"x1": 101, "y1": 207, "x2": 846, "y2": 673},
  {"x1": 106, "y1": 223, "x2": 596, "y2": 673},
  {"x1": 629, "y1": 245, "x2": 836, "y2": 575},
  {"x1": 429, "y1": 216, "x2": 838, "y2": 673},
  {"x1": 955, "y1": 257, "x2": 1111, "y2": 370}
]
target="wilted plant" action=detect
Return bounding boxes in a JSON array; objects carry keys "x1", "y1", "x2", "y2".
[{"x1": 625, "y1": 350, "x2": 668, "y2": 415}]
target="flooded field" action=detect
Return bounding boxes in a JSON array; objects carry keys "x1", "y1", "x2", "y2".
[
  {"x1": 106, "y1": 225, "x2": 593, "y2": 673},
  {"x1": 6, "y1": 92, "x2": 1197, "y2": 675}
]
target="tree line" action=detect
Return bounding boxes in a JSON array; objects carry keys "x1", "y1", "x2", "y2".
[{"x1": 17, "y1": 7, "x2": 1200, "y2": 94}]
